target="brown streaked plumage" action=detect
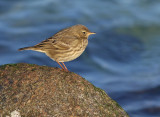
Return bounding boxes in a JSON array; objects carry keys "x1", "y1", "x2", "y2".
[{"x1": 18, "y1": 24, "x2": 95, "y2": 71}]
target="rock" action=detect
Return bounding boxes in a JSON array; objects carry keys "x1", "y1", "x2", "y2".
[{"x1": 0, "y1": 63, "x2": 128, "y2": 117}]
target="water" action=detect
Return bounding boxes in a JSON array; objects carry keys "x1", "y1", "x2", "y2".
[{"x1": 1, "y1": 0, "x2": 160, "y2": 116}]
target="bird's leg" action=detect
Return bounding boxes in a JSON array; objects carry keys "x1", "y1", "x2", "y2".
[
  {"x1": 61, "y1": 62, "x2": 69, "y2": 72},
  {"x1": 56, "y1": 61, "x2": 65, "y2": 71}
]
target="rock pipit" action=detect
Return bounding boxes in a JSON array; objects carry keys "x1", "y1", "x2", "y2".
[{"x1": 19, "y1": 24, "x2": 95, "y2": 71}]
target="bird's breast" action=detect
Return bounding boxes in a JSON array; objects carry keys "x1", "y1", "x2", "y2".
[{"x1": 57, "y1": 39, "x2": 88, "y2": 62}]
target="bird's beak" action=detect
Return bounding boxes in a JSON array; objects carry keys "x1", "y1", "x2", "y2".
[{"x1": 89, "y1": 32, "x2": 96, "y2": 35}]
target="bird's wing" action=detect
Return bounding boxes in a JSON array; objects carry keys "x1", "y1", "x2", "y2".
[{"x1": 36, "y1": 35, "x2": 79, "y2": 51}]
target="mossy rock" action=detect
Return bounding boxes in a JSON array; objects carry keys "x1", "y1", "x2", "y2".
[{"x1": 0, "y1": 63, "x2": 128, "y2": 117}]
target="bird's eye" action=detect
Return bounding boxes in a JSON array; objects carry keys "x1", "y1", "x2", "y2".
[{"x1": 82, "y1": 31, "x2": 86, "y2": 34}]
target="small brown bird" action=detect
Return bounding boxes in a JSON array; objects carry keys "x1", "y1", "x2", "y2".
[{"x1": 19, "y1": 24, "x2": 95, "y2": 71}]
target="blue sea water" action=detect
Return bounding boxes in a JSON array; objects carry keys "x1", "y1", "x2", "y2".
[{"x1": 1, "y1": 0, "x2": 160, "y2": 116}]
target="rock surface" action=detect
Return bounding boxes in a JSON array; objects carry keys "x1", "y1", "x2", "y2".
[{"x1": 0, "y1": 63, "x2": 128, "y2": 117}]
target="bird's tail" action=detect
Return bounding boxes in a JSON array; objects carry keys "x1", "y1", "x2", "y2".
[
  {"x1": 18, "y1": 46, "x2": 35, "y2": 51},
  {"x1": 18, "y1": 46, "x2": 45, "y2": 53}
]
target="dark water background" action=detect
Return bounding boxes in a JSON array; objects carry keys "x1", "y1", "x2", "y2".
[{"x1": 1, "y1": 0, "x2": 160, "y2": 116}]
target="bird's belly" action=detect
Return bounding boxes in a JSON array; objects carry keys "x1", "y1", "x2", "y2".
[
  {"x1": 47, "y1": 39, "x2": 88, "y2": 62},
  {"x1": 57, "y1": 47, "x2": 86, "y2": 62}
]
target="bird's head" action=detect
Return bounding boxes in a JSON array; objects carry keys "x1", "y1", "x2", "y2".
[{"x1": 71, "y1": 24, "x2": 96, "y2": 39}]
